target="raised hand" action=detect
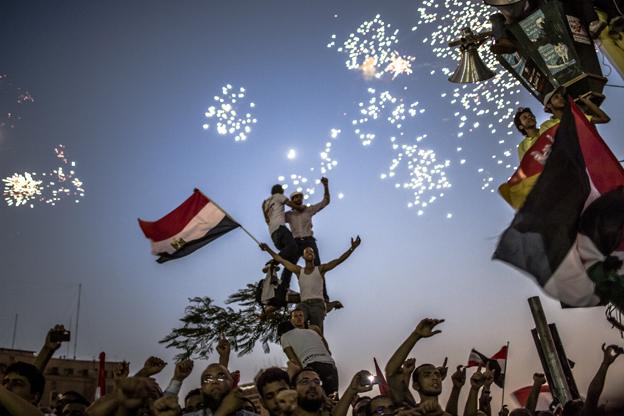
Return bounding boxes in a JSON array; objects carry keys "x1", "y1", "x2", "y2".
[
  {"x1": 451, "y1": 365, "x2": 466, "y2": 388},
  {"x1": 470, "y1": 366, "x2": 485, "y2": 389},
  {"x1": 173, "y1": 359, "x2": 193, "y2": 382},
  {"x1": 533, "y1": 372, "x2": 546, "y2": 386},
  {"x1": 483, "y1": 365, "x2": 494, "y2": 388},
  {"x1": 321, "y1": 177, "x2": 329, "y2": 186},
  {"x1": 137, "y1": 356, "x2": 167, "y2": 377},
  {"x1": 601, "y1": 343, "x2": 623, "y2": 365},
  {"x1": 348, "y1": 370, "x2": 375, "y2": 394},
  {"x1": 402, "y1": 358, "x2": 416, "y2": 376},
  {"x1": 414, "y1": 318, "x2": 444, "y2": 338},
  {"x1": 44, "y1": 325, "x2": 68, "y2": 352},
  {"x1": 350, "y1": 236, "x2": 361, "y2": 250},
  {"x1": 217, "y1": 335, "x2": 231, "y2": 358},
  {"x1": 438, "y1": 357, "x2": 449, "y2": 381}
]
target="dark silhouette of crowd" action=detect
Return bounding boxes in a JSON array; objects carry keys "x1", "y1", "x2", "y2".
[{"x1": 1, "y1": 317, "x2": 623, "y2": 416}]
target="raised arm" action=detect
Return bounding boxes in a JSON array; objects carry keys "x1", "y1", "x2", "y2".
[
  {"x1": 385, "y1": 318, "x2": 444, "y2": 378},
  {"x1": 260, "y1": 243, "x2": 301, "y2": 274},
  {"x1": 320, "y1": 236, "x2": 361, "y2": 273},
  {"x1": 34, "y1": 324, "x2": 68, "y2": 371},
  {"x1": 479, "y1": 366, "x2": 494, "y2": 416},
  {"x1": 581, "y1": 344, "x2": 622, "y2": 416},
  {"x1": 163, "y1": 359, "x2": 193, "y2": 397},
  {"x1": 135, "y1": 356, "x2": 167, "y2": 378},
  {"x1": 579, "y1": 95, "x2": 610, "y2": 124},
  {"x1": 446, "y1": 365, "x2": 466, "y2": 416},
  {"x1": 463, "y1": 367, "x2": 485, "y2": 416},
  {"x1": 333, "y1": 371, "x2": 373, "y2": 416},
  {"x1": 321, "y1": 177, "x2": 330, "y2": 204}
]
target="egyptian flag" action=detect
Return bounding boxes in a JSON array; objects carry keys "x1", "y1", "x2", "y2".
[
  {"x1": 466, "y1": 346, "x2": 507, "y2": 388},
  {"x1": 494, "y1": 98, "x2": 624, "y2": 308},
  {"x1": 138, "y1": 189, "x2": 240, "y2": 263},
  {"x1": 512, "y1": 384, "x2": 552, "y2": 411}
]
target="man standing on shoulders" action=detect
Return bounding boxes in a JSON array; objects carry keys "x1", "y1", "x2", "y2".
[
  {"x1": 260, "y1": 236, "x2": 361, "y2": 332},
  {"x1": 286, "y1": 177, "x2": 342, "y2": 312},
  {"x1": 263, "y1": 184, "x2": 305, "y2": 307}
]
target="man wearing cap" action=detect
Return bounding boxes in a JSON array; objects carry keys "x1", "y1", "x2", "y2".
[
  {"x1": 542, "y1": 86, "x2": 609, "y2": 126},
  {"x1": 285, "y1": 177, "x2": 340, "y2": 310},
  {"x1": 516, "y1": 86, "x2": 610, "y2": 161},
  {"x1": 263, "y1": 184, "x2": 305, "y2": 307}
]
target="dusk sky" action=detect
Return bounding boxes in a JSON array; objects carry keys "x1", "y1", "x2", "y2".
[{"x1": 2, "y1": 0, "x2": 624, "y2": 409}]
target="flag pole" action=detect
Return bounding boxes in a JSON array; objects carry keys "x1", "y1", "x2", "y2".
[
  {"x1": 206, "y1": 195, "x2": 261, "y2": 246},
  {"x1": 501, "y1": 341, "x2": 510, "y2": 410}
]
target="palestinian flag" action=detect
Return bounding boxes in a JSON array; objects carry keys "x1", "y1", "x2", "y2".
[
  {"x1": 138, "y1": 189, "x2": 240, "y2": 263},
  {"x1": 494, "y1": 98, "x2": 624, "y2": 308},
  {"x1": 466, "y1": 346, "x2": 507, "y2": 388}
]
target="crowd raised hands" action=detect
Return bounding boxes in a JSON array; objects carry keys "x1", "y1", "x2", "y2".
[{"x1": 1, "y1": 318, "x2": 623, "y2": 416}]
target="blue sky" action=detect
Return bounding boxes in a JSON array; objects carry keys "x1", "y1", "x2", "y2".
[{"x1": 2, "y1": 0, "x2": 624, "y2": 408}]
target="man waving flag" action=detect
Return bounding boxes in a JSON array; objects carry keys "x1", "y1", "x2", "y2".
[{"x1": 138, "y1": 189, "x2": 241, "y2": 263}]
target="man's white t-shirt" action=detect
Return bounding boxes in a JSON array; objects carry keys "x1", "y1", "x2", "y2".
[
  {"x1": 298, "y1": 267, "x2": 325, "y2": 301},
  {"x1": 280, "y1": 328, "x2": 334, "y2": 367},
  {"x1": 263, "y1": 194, "x2": 288, "y2": 235}
]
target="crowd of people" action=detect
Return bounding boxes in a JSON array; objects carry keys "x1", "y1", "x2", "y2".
[{"x1": 1, "y1": 318, "x2": 623, "y2": 416}]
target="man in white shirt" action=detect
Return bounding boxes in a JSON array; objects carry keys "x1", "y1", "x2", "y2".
[
  {"x1": 262, "y1": 184, "x2": 305, "y2": 307},
  {"x1": 286, "y1": 177, "x2": 339, "y2": 308},
  {"x1": 260, "y1": 236, "x2": 361, "y2": 332}
]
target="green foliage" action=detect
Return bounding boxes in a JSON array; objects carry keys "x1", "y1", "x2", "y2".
[{"x1": 160, "y1": 284, "x2": 289, "y2": 360}]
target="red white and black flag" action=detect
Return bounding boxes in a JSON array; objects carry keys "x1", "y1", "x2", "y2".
[
  {"x1": 466, "y1": 346, "x2": 508, "y2": 388},
  {"x1": 494, "y1": 98, "x2": 624, "y2": 308},
  {"x1": 138, "y1": 189, "x2": 240, "y2": 263}
]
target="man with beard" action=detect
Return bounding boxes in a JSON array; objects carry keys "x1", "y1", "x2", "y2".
[
  {"x1": 291, "y1": 369, "x2": 327, "y2": 416},
  {"x1": 255, "y1": 367, "x2": 290, "y2": 416},
  {"x1": 183, "y1": 363, "x2": 257, "y2": 416},
  {"x1": 0, "y1": 362, "x2": 44, "y2": 416},
  {"x1": 411, "y1": 364, "x2": 448, "y2": 416},
  {"x1": 385, "y1": 318, "x2": 445, "y2": 409}
]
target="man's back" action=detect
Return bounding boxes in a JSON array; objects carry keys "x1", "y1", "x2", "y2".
[
  {"x1": 280, "y1": 328, "x2": 334, "y2": 367},
  {"x1": 263, "y1": 194, "x2": 288, "y2": 234}
]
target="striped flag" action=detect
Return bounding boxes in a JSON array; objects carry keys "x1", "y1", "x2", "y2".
[
  {"x1": 494, "y1": 98, "x2": 624, "y2": 308},
  {"x1": 466, "y1": 346, "x2": 507, "y2": 388},
  {"x1": 138, "y1": 189, "x2": 240, "y2": 263}
]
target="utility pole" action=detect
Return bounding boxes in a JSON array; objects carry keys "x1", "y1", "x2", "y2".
[{"x1": 73, "y1": 283, "x2": 82, "y2": 359}]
